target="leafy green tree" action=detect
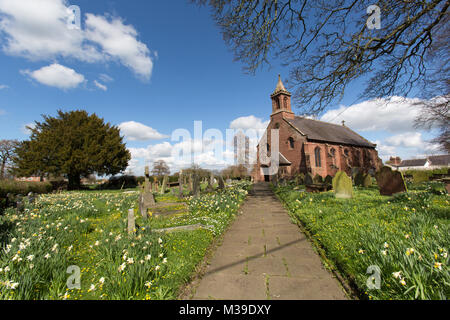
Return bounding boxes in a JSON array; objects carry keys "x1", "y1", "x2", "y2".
[{"x1": 13, "y1": 110, "x2": 131, "y2": 190}]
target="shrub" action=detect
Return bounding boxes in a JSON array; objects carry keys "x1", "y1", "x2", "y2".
[
  {"x1": 0, "y1": 180, "x2": 52, "y2": 198},
  {"x1": 100, "y1": 175, "x2": 138, "y2": 190},
  {"x1": 412, "y1": 171, "x2": 429, "y2": 184}
]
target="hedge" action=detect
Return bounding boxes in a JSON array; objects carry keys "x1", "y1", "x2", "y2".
[{"x1": 0, "y1": 180, "x2": 53, "y2": 198}]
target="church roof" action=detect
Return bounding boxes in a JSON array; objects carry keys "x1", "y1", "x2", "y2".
[{"x1": 286, "y1": 116, "x2": 376, "y2": 148}]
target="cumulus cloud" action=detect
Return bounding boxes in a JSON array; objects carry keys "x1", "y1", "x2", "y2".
[
  {"x1": 320, "y1": 96, "x2": 423, "y2": 133},
  {"x1": 94, "y1": 80, "x2": 107, "y2": 91},
  {"x1": 118, "y1": 121, "x2": 168, "y2": 141},
  {"x1": 230, "y1": 115, "x2": 269, "y2": 132},
  {"x1": 22, "y1": 63, "x2": 85, "y2": 89},
  {"x1": 385, "y1": 132, "x2": 441, "y2": 152},
  {"x1": 0, "y1": 0, "x2": 153, "y2": 79}
]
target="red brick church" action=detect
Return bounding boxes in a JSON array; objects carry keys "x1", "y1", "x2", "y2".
[{"x1": 253, "y1": 76, "x2": 382, "y2": 182}]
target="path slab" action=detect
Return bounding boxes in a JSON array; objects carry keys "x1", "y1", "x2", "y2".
[{"x1": 189, "y1": 182, "x2": 347, "y2": 300}]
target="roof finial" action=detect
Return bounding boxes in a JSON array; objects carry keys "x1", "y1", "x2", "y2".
[{"x1": 275, "y1": 74, "x2": 286, "y2": 92}]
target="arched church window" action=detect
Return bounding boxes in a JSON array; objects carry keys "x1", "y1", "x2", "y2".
[
  {"x1": 274, "y1": 123, "x2": 280, "y2": 129},
  {"x1": 315, "y1": 147, "x2": 322, "y2": 167},
  {"x1": 276, "y1": 98, "x2": 281, "y2": 109},
  {"x1": 330, "y1": 148, "x2": 336, "y2": 157},
  {"x1": 288, "y1": 137, "x2": 295, "y2": 149},
  {"x1": 284, "y1": 97, "x2": 288, "y2": 108}
]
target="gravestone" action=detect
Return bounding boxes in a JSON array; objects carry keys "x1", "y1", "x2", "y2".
[
  {"x1": 313, "y1": 174, "x2": 323, "y2": 184},
  {"x1": 127, "y1": 209, "x2": 136, "y2": 235},
  {"x1": 192, "y1": 174, "x2": 200, "y2": 197},
  {"x1": 139, "y1": 166, "x2": 155, "y2": 220},
  {"x1": 375, "y1": 166, "x2": 407, "y2": 196},
  {"x1": 16, "y1": 195, "x2": 24, "y2": 212},
  {"x1": 332, "y1": 171, "x2": 353, "y2": 199},
  {"x1": 324, "y1": 175, "x2": 333, "y2": 185},
  {"x1": 304, "y1": 173, "x2": 314, "y2": 186},
  {"x1": 354, "y1": 171, "x2": 365, "y2": 186},
  {"x1": 27, "y1": 192, "x2": 36, "y2": 204},
  {"x1": 160, "y1": 175, "x2": 168, "y2": 195},
  {"x1": 218, "y1": 176, "x2": 225, "y2": 190},
  {"x1": 363, "y1": 174, "x2": 373, "y2": 187},
  {"x1": 296, "y1": 173, "x2": 305, "y2": 185},
  {"x1": 206, "y1": 173, "x2": 214, "y2": 192}
]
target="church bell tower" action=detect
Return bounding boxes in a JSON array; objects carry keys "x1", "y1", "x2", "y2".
[{"x1": 270, "y1": 75, "x2": 294, "y2": 119}]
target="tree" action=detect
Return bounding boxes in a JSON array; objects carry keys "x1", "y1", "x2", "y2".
[
  {"x1": 222, "y1": 164, "x2": 249, "y2": 179},
  {"x1": 0, "y1": 140, "x2": 19, "y2": 179},
  {"x1": 151, "y1": 160, "x2": 170, "y2": 178},
  {"x1": 13, "y1": 110, "x2": 131, "y2": 190},
  {"x1": 194, "y1": 1, "x2": 449, "y2": 149}
]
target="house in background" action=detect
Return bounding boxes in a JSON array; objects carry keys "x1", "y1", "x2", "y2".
[
  {"x1": 388, "y1": 155, "x2": 450, "y2": 171},
  {"x1": 253, "y1": 76, "x2": 382, "y2": 182}
]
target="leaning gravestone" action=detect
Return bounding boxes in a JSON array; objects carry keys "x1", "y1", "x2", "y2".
[
  {"x1": 332, "y1": 171, "x2": 353, "y2": 199},
  {"x1": 304, "y1": 173, "x2": 314, "y2": 186},
  {"x1": 375, "y1": 166, "x2": 407, "y2": 196}
]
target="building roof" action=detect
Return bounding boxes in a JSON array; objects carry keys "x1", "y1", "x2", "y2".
[
  {"x1": 260, "y1": 152, "x2": 292, "y2": 167},
  {"x1": 286, "y1": 116, "x2": 376, "y2": 148},
  {"x1": 397, "y1": 155, "x2": 450, "y2": 167},
  {"x1": 428, "y1": 155, "x2": 450, "y2": 166},
  {"x1": 398, "y1": 159, "x2": 427, "y2": 167}
]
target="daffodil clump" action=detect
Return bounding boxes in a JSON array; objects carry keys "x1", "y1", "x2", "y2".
[
  {"x1": 0, "y1": 182, "x2": 251, "y2": 300},
  {"x1": 275, "y1": 181, "x2": 449, "y2": 300}
]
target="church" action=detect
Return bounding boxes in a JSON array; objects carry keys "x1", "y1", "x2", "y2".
[{"x1": 253, "y1": 76, "x2": 382, "y2": 182}]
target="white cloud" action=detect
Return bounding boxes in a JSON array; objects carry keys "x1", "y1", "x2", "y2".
[
  {"x1": 320, "y1": 96, "x2": 423, "y2": 133},
  {"x1": 385, "y1": 132, "x2": 441, "y2": 152},
  {"x1": 0, "y1": 0, "x2": 153, "y2": 79},
  {"x1": 118, "y1": 121, "x2": 168, "y2": 141},
  {"x1": 0, "y1": 84, "x2": 9, "y2": 89},
  {"x1": 22, "y1": 63, "x2": 85, "y2": 90},
  {"x1": 84, "y1": 14, "x2": 153, "y2": 80},
  {"x1": 230, "y1": 115, "x2": 269, "y2": 131},
  {"x1": 99, "y1": 73, "x2": 113, "y2": 83},
  {"x1": 94, "y1": 80, "x2": 107, "y2": 91}
]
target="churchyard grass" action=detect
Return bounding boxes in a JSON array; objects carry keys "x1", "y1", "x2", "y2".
[
  {"x1": 274, "y1": 182, "x2": 449, "y2": 300},
  {"x1": 0, "y1": 181, "x2": 251, "y2": 300}
]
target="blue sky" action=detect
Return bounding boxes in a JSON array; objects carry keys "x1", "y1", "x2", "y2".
[{"x1": 0, "y1": 0, "x2": 443, "y2": 175}]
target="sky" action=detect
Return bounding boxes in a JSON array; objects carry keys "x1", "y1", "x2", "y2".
[{"x1": 0, "y1": 0, "x2": 444, "y2": 175}]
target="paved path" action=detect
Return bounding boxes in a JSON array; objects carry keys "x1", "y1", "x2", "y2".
[{"x1": 190, "y1": 182, "x2": 347, "y2": 300}]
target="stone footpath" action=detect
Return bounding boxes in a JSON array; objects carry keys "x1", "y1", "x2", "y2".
[{"x1": 188, "y1": 182, "x2": 347, "y2": 300}]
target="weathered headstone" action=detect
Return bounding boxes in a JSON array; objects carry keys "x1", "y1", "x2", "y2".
[
  {"x1": 296, "y1": 173, "x2": 305, "y2": 185},
  {"x1": 354, "y1": 171, "x2": 365, "y2": 186},
  {"x1": 324, "y1": 175, "x2": 333, "y2": 185},
  {"x1": 192, "y1": 174, "x2": 200, "y2": 197},
  {"x1": 188, "y1": 174, "x2": 193, "y2": 193},
  {"x1": 375, "y1": 166, "x2": 407, "y2": 196},
  {"x1": 138, "y1": 166, "x2": 155, "y2": 220},
  {"x1": 304, "y1": 173, "x2": 314, "y2": 186},
  {"x1": 313, "y1": 174, "x2": 323, "y2": 184},
  {"x1": 272, "y1": 174, "x2": 279, "y2": 186},
  {"x1": 16, "y1": 195, "x2": 24, "y2": 212},
  {"x1": 160, "y1": 175, "x2": 168, "y2": 195},
  {"x1": 127, "y1": 209, "x2": 136, "y2": 235},
  {"x1": 363, "y1": 174, "x2": 373, "y2": 187},
  {"x1": 332, "y1": 171, "x2": 353, "y2": 199},
  {"x1": 206, "y1": 173, "x2": 214, "y2": 192},
  {"x1": 218, "y1": 175, "x2": 225, "y2": 190}
]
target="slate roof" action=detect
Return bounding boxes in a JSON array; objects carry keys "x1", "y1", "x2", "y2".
[
  {"x1": 398, "y1": 159, "x2": 427, "y2": 167},
  {"x1": 286, "y1": 116, "x2": 376, "y2": 148},
  {"x1": 428, "y1": 155, "x2": 450, "y2": 166},
  {"x1": 260, "y1": 152, "x2": 292, "y2": 167}
]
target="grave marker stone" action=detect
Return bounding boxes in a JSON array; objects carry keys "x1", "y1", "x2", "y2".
[
  {"x1": 218, "y1": 175, "x2": 225, "y2": 190},
  {"x1": 192, "y1": 174, "x2": 200, "y2": 196},
  {"x1": 375, "y1": 166, "x2": 407, "y2": 196},
  {"x1": 324, "y1": 175, "x2": 333, "y2": 185},
  {"x1": 332, "y1": 171, "x2": 353, "y2": 199},
  {"x1": 127, "y1": 209, "x2": 136, "y2": 235}
]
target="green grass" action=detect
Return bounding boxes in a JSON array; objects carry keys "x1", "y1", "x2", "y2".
[
  {"x1": 274, "y1": 182, "x2": 449, "y2": 300},
  {"x1": 0, "y1": 182, "x2": 251, "y2": 300}
]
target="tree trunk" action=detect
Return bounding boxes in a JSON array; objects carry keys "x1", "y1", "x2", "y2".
[
  {"x1": 68, "y1": 173, "x2": 81, "y2": 190},
  {"x1": 0, "y1": 159, "x2": 6, "y2": 179}
]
